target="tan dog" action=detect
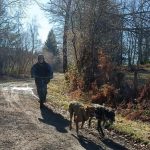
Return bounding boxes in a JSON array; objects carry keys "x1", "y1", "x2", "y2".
[{"x1": 68, "y1": 101, "x2": 95, "y2": 134}]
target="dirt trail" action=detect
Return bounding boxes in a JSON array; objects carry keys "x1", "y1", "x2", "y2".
[
  {"x1": 0, "y1": 81, "x2": 149, "y2": 150},
  {"x1": 0, "y1": 81, "x2": 84, "y2": 150}
]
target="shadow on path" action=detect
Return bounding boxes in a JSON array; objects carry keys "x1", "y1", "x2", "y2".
[
  {"x1": 38, "y1": 105, "x2": 69, "y2": 133},
  {"x1": 102, "y1": 138, "x2": 128, "y2": 150},
  {"x1": 72, "y1": 134, "x2": 104, "y2": 150}
]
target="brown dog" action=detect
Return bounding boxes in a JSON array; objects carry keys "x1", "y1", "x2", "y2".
[{"x1": 68, "y1": 101, "x2": 95, "y2": 134}]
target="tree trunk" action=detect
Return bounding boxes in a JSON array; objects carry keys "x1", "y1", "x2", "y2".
[
  {"x1": 133, "y1": 69, "x2": 138, "y2": 97},
  {"x1": 138, "y1": 34, "x2": 143, "y2": 65},
  {"x1": 63, "y1": 0, "x2": 72, "y2": 73}
]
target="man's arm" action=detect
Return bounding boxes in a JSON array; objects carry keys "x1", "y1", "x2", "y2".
[
  {"x1": 31, "y1": 65, "x2": 36, "y2": 78},
  {"x1": 47, "y1": 64, "x2": 53, "y2": 79}
]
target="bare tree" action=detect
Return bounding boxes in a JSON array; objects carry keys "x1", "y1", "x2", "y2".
[
  {"x1": 118, "y1": 0, "x2": 150, "y2": 66},
  {"x1": 42, "y1": 0, "x2": 73, "y2": 72},
  {"x1": 0, "y1": 0, "x2": 41, "y2": 76}
]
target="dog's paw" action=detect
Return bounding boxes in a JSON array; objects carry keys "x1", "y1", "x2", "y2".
[
  {"x1": 69, "y1": 126, "x2": 72, "y2": 130},
  {"x1": 77, "y1": 132, "x2": 79, "y2": 136}
]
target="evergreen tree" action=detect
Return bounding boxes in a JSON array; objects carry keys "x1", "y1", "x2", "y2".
[{"x1": 45, "y1": 29, "x2": 57, "y2": 55}]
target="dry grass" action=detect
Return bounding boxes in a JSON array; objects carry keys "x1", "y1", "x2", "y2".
[
  {"x1": 125, "y1": 65, "x2": 150, "y2": 86},
  {"x1": 47, "y1": 73, "x2": 70, "y2": 110},
  {"x1": 126, "y1": 72, "x2": 150, "y2": 86},
  {"x1": 113, "y1": 115, "x2": 150, "y2": 144}
]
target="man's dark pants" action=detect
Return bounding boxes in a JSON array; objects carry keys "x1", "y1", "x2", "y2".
[{"x1": 35, "y1": 78, "x2": 47, "y2": 107}]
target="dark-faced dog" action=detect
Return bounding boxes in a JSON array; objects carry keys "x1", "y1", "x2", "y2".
[
  {"x1": 68, "y1": 101, "x2": 95, "y2": 134},
  {"x1": 89, "y1": 104, "x2": 115, "y2": 137}
]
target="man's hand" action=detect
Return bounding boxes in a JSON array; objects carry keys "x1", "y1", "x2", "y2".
[
  {"x1": 45, "y1": 78, "x2": 50, "y2": 84},
  {"x1": 31, "y1": 75, "x2": 34, "y2": 78}
]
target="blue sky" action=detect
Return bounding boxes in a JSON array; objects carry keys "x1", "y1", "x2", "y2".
[{"x1": 24, "y1": 0, "x2": 52, "y2": 44}]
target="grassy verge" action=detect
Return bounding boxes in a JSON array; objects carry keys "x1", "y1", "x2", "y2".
[
  {"x1": 113, "y1": 115, "x2": 150, "y2": 144},
  {"x1": 125, "y1": 65, "x2": 150, "y2": 86},
  {"x1": 125, "y1": 72, "x2": 150, "y2": 86},
  {"x1": 47, "y1": 73, "x2": 150, "y2": 145},
  {"x1": 47, "y1": 73, "x2": 70, "y2": 110}
]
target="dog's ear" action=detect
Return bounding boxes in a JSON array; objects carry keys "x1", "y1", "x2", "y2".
[
  {"x1": 86, "y1": 106, "x2": 90, "y2": 112},
  {"x1": 86, "y1": 105, "x2": 91, "y2": 109},
  {"x1": 112, "y1": 108, "x2": 117, "y2": 113},
  {"x1": 86, "y1": 105, "x2": 95, "y2": 111}
]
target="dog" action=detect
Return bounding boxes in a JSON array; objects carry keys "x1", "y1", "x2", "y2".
[
  {"x1": 89, "y1": 104, "x2": 115, "y2": 137},
  {"x1": 68, "y1": 101, "x2": 95, "y2": 134}
]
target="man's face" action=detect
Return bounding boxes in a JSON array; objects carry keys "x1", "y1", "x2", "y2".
[{"x1": 38, "y1": 56, "x2": 44, "y2": 63}]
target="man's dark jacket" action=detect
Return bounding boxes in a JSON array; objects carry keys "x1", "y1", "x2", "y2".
[{"x1": 31, "y1": 61, "x2": 53, "y2": 83}]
